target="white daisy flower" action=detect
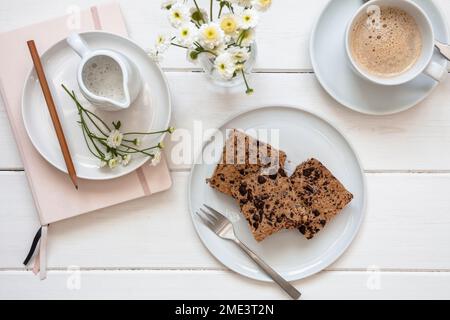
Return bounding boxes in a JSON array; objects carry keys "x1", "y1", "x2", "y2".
[
  {"x1": 214, "y1": 52, "x2": 236, "y2": 80},
  {"x1": 121, "y1": 154, "x2": 132, "y2": 166},
  {"x1": 134, "y1": 138, "x2": 142, "y2": 147},
  {"x1": 239, "y1": 9, "x2": 259, "y2": 29},
  {"x1": 230, "y1": 0, "x2": 253, "y2": 7},
  {"x1": 104, "y1": 152, "x2": 113, "y2": 160},
  {"x1": 168, "y1": 3, "x2": 189, "y2": 28},
  {"x1": 212, "y1": 42, "x2": 226, "y2": 56},
  {"x1": 228, "y1": 46, "x2": 250, "y2": 63},
  {"x1": 177, "y1": 22, "x2": 197, "y2": 47},
  {"x1": 239, "y1": 28, "x2": 255, "y2": 46},
  {"x1": 190, "y1": 6, "x2": 208, "y2": 24},
  {"x1": 197, "y1": 22, "x2": 225, "y2": 49},
  {"x1": 161, "y1": 0, "x2": 178, "y2": 10},
  {"x1": 151, "y1": 151, "x2": 162, "y2": 166},
  {"x1": 99, "y1": 160, "x2": 107, "y2": 168},
  {"x1": 108, "y1": 157, "x2": 121, "y2": 169},
  {"x1": 252, "y1": 0, "x2": 272, "y2": 12},
  {"x1": 155, "y1": 33, "x2": 171, "y2": 53},
  {"x1": 106, "y1": 130, "x2": 123, "y2": 149},
  {"x1": 220, "y1": 14, "x2": 239, "y2": 36}
]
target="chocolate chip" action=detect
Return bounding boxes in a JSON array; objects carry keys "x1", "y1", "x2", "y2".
[
  {"x1": 320, "y1": 219, "x2": 327, "y2": 226},
  {"x1": 253, "y1": 222, "x2": 259, "y2": 229},
  {"x1": 278, "y1": 168, "x2": 287, "y2": 177},
  {"x1": 254, "y1": 200, "x2": 265, "y2": 210},
  {"x1": 252, "y1": 214, "x2": 259, "y2": 221},
  {"x1": 313, "y1": 209, "x2": 320, "y2": 217},
  {"x1": 303, "y1": 167, "x2": 314, "y2": 177},
  {"x1": 257, "y1": 176, "x2": 267, "y2": 184},
  {"x1": 269, "y1": 174, "x2": 278, "y2": 180},
  {"x1": 298, "y1": 225, "x2": 306, "y2": 235},
  {"x1": 304, "y1": 185, "x2": 314, "y2": 194},
  {"x1": 277, "y1": 217, "x2": 283, "y2": 223},
  {"x1": 239, "y1": 169, "x2": 245, "y2": 175},
  {"x1": 238, "y1": 184, "x2": 247, "y2": 196}
]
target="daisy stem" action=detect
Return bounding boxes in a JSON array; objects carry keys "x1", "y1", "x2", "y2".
[
  {"x1": 241, "y1": 69, "x2": 254, "y2": 95},
  {"x1": 123, "y1": 128, "x2": 171, "y2": 135},
  {"x1": 171, "y1": 42, "x2": 188, "y2": 49},
  {"x1": 116, "y1": 144, "x2": 155, "y2": 157},
  {"x1": 81, "y1": 126, "x2": 103, "y2": 160},
  {"x1": 210, "y1": 0, "x2": 213, "y2": 21},
  {"x1": 62, "y1": 84, "x2": 111, "y2": 135},
  {"x1": 218, "y1": 5, "x2": 223, "y2": 19}
]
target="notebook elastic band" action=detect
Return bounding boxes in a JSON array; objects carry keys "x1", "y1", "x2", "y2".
[{"x1": 23, "y1": 226, "x2": 42, "y2": 265}]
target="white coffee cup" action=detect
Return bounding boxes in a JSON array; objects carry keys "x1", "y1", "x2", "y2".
[
  {"x1": 67, "y1": 33, "x2": 142, "y2": 111},
  {"x1": 345, "y1": 0, "x2": 446, "y2": 86}
]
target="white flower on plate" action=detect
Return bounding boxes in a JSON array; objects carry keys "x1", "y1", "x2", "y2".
[
  {"x1": 155, "y1": 33, "x2": 171, "y2": 53},
  {"x1": 214, "y1": 52, "x2": 236, "y2": 80},
  {"x1": 190, "y1": 6, "x2": 208, "y2": 24},
  {"x1": 106, "y1": 129, "x2": 123, "y2": 149},
  {"x1": 121, "y1": 154, "x2": 132, "y2": 166},
  {"x1": 239, "y1": 9, "x2": 259, "y2": 29},
  {"x1": 198, "y1": 22, "x2": 225, "y2": 49},
  {"x1": 228, "y1": 46, "x2": 250, "y2": 63},
  {"x1": 252, "y1": 0, "x2": 272, "y2": 12},
  {"x1": 177, "y1": 22, "x2": 197, "y2": 47},
  {"x1": 99, "y1": 159, "x2": 107, "y2": 168},
  {"x1": 230, "y1": 0, "x2": 253, "y2": 7},
  {"x1": 151, "y1": 151, "x2": 162, "y2": 166},
  {"x1": 239, "y1": 28, "x2": 255, "y2": 46},
  {"x1": 108, "y1": 156, "x2": 121, "y2": 169},
  {"x1": 133, "y1": 138, "x2": 142, "y2": 147},
  {"x1": 220, "y1": 14, "x2": 239, "y2": 36},
  {"x1": 168, "y1": 3, "x2": 189, "y2": 28}
]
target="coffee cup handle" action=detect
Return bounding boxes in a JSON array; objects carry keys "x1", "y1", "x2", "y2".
[
  {"x1": 66, "y1": 32, "x2": 91, "y2": 58},
  {"x1": 424, "y1": 60, "x2": 447, "y2": 82}
]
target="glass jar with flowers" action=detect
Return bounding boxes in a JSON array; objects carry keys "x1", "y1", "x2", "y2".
[{"x1": 150, "y1": 0, "x2": 272, "y2": 94}]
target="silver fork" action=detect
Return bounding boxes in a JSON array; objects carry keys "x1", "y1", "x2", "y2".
[{"x1": 197, "y1": 205, "x2": 301, "y2": 300}]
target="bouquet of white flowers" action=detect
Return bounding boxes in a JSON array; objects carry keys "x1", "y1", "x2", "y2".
[{"x1": 150, "y1": 0, "x2": 272, "y2": 94}]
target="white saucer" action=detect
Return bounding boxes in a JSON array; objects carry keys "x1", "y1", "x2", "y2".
[
  {"x1": 22, "y1": 31, "x2": 171, "y2": 180},
  {"x1": 310, "y1": 0, "x2": 449, "y2": 115},
  {"x1": 189, "y1": 106, "x2": 366, "y2": 282}
]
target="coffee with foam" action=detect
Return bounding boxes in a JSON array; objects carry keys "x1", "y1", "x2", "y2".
[{"x1": 350, "y1": 6, "x2": 422, "y2": 78}]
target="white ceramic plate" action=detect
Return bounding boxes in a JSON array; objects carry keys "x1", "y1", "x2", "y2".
[
  {"x1": 189, "y1": 106, "x2": 366, "y2": 282},
  {"x1": 22, "y1": 31, "x2": 171, "y2": 180},
  {"x1": 310, "y1": 0, "x2": 449, "y2": 115}
]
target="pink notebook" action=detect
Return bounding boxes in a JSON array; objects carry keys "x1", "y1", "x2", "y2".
[{"x1": 0, "y1": 2, "x2": 172, "y2": 278}]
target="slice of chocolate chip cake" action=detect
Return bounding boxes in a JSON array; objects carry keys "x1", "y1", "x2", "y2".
[
  {"x1": 231, "y1": 168, "x2": 309, "y2": 242},
  {"x1": 208, "y1": 129, "x2": 287, "y2": 197},
  {"x1": 290, "y1": 158, "x2": 353, "y2": 239}
]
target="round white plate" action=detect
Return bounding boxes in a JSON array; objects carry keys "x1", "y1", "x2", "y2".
[
  {"x1": 189, "y1": 106, "x2": 366, "y2": 282},
  {"x1": 310, "y1": 0, "x2": 449, "y2": 115},
  {"x1": 22, "y1": 31, "x2": 171, "y2": 180}
]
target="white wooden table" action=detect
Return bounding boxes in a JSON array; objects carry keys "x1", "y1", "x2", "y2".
[{"x1": 1, "y1": 0, "x2": 450, "y2": 300}]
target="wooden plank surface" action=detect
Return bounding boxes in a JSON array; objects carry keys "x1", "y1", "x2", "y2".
[
  {"x1": 2, "y1": 73, "x2": 450, "y2": 171},
  {"x1": 1, "y1": 0, "x2": 450, "y2": 299},
  {"x1": 1, "y1": 171, "x2": 449, "y2": 271},
  {"x1": 1, "y1": 270, "x2": 449, "y2": 300}
]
